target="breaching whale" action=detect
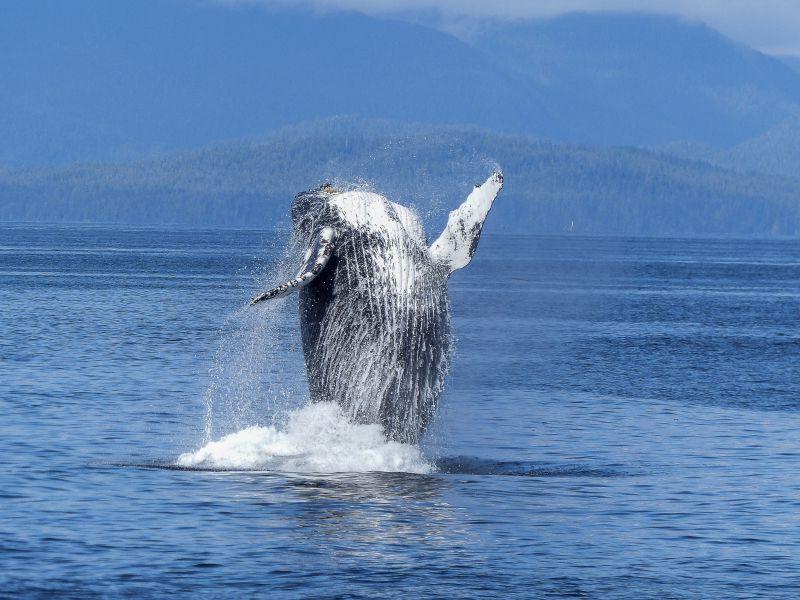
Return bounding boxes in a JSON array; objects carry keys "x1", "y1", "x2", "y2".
[{"x1": 251, "y1": 172, "x2": 504, "y2": 444}]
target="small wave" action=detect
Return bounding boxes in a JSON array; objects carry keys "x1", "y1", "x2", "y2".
[
  {"x1": 435, "y1": 456, "x2": 629, "y2": 477},
  {"x1": 176, "y1": 402, "x2": 433, "y2": 474}
]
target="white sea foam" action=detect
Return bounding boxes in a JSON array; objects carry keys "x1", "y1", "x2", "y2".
[{"x1": 177, "y1": 402, "x2": 433, "y2": 474}]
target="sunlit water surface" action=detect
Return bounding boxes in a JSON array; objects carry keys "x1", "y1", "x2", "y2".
[{"x1": 2, "y1": 225, "x2": 799, "y2": 598}]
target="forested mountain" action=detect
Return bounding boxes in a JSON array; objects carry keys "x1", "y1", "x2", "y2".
[
  {"x1": 4, "y1": 1, "x2": 800, "y2": 168},
  {"x1": 723, "y1": 115, "x2": 800, "y2": 177},
  {"x1": 2, "y1": 119, "x2": 798, "y2": 237},
  {"x1": 658, "y1": 113, "x2": 800, "y2": 179}
]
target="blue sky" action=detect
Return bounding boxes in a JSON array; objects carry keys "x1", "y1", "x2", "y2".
[{"x1": 239, "y1": 0, "x2": 800, "y2": 55}]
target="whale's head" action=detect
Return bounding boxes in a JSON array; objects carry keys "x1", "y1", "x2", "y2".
[
  {"x1": 290, "y1": 183, "x2": 341, "y2": 242},
  {"x1": 250, "y1": 172, "x2": 503, "y2": 306},
  {"x1": 291, "y1": 183, "x2": 426, "y2": 247}
]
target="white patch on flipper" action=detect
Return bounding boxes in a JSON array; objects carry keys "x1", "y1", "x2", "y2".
[{"x1": 429, "y1": 171, "x2": 503, "y2": 273}]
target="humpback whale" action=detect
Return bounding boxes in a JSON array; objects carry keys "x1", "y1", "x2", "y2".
[{"x1": 251, "y1": 172, "x2": 504, "y2": 444}]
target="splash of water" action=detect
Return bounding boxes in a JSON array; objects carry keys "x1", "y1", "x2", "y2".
[
  {"x1": 200, "y1": 235, "x2": 308, "y2": 442},
  {"x1": 179, "y1": 402, "x2": 433, "y2": 474}
]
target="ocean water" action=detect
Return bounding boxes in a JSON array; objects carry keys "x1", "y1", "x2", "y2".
[{"x1": 2, "y1": 224, "x2": 799, "y2": 598}]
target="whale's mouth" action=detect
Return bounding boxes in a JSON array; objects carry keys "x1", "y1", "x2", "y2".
[{"x1": 176, "y1": 402, "x2": 434, "y2": 474}]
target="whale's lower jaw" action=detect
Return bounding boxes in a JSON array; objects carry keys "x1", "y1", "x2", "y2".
[
  {"x1": 307, "y1": 336, "x2": 450, "y2": 444},
  {"x1": 298, "y1": 230, "x2": 451, "y2": 445},
  {"x1": 300, "y1": 284, "x2": 451, "y2": 444}
]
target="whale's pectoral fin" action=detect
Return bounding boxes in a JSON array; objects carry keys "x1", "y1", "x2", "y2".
[
  {"x1": 250, "y1": 227, "x2": 338, "y2": 305},
  {"x1": 429, "y1": 171, "x2": 503, "y2": 274}
]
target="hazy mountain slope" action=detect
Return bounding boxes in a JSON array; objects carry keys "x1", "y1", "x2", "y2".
[
  {"x1": 2, "y1": 119, "x2": 798, "y2": 236},
  {"x1": 471, "y1": 13, "x2": 800, "y2": 148},
  {"x1": 0, "y1": 0, "x2": 545, "y2": 167},
  {"x1": 777, "y1": 55, "x2": 800, "y2": 74},
  {"x1": 5, "y1": 2, "x2": 800, "y2": 168}
]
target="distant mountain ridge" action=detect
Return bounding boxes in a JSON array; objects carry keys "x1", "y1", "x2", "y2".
[
  {"x1": 0, "y1": 0, "x2": 543, "y2": 167},
  {"x1": 4, "y1": 2, "x2": 800, "y2": 173},
  {"x1": 472, "y1": 13, "x2": 800, "y2": 148},
  {"x1": 2, "y1": 119, "x2": 798, "y2": 237}
]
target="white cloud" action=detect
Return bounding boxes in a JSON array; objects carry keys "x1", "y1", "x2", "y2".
[{"x1": 235, "y1": 0, "x2": 800, "y2": 55}]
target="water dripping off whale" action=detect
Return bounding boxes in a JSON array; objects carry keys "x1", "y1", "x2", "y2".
[{"x1": 251, "y1": 172, "x2": 504, "y2": 444}]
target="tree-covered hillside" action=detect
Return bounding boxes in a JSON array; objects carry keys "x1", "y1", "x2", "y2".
[
  {"x1": 659, "y1": 113, "x2": 800, "y2": 179},
  {"x1": 2, "y1": 119, "x2": 799, "y2": 237}
]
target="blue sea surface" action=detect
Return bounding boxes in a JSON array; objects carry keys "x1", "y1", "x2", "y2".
[{"x1": 2, "y1": 224, "x2": 799, "y2": 598}]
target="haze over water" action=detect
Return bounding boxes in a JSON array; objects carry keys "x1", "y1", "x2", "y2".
[{"x1": 2, "y1": 224, "x2": 800, "y2": 598}]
